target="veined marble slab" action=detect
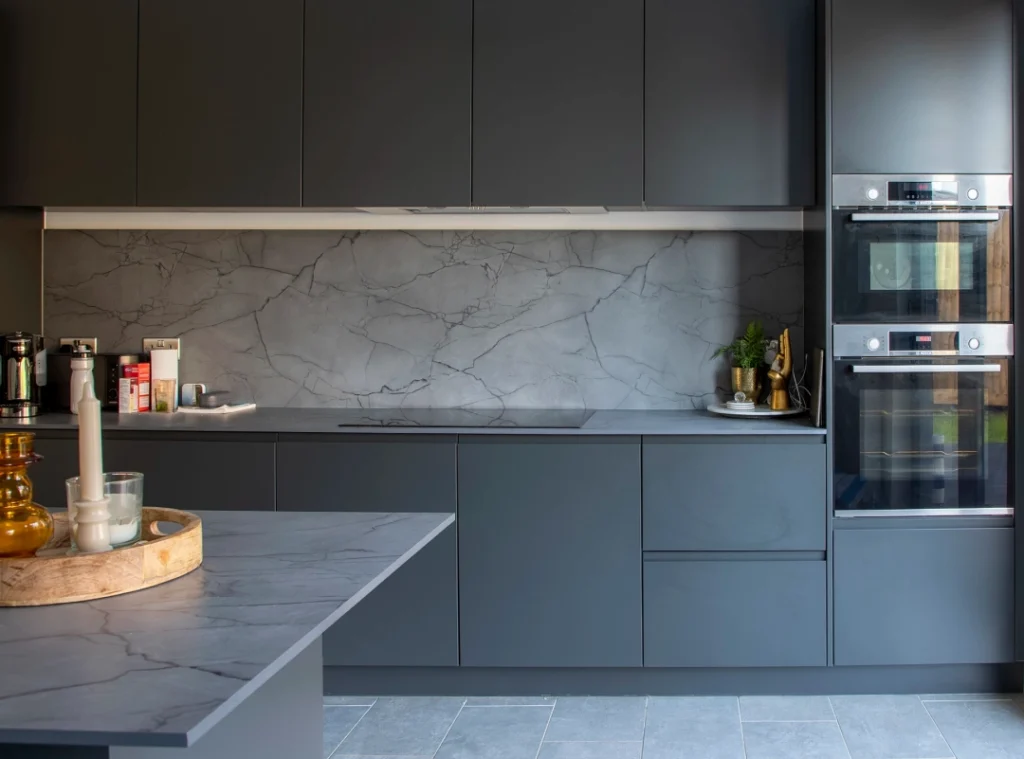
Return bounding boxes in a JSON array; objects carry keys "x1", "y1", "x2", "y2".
[
  {"x1": 0, "y1": 511, "x2": 453, "y2": 747},
  {"x1": 44, "y1": 229, "x2": 803, "y2": 410}
]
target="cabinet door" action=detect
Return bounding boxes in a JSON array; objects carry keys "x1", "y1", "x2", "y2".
[
  {"x1": 472, "y1": 0, "x2": 643, "y2": 206},
  {"x1": 835, "y1": 528, "x2": 1014, "y2": 665},
  {"x1": 832, "y1": 0, "x2": 1012, "y2": 174},
  {"x1": 30, "y1": 434, "x2": 78, "y2": 512},
  {"x1": 104, "y1": 436, "x2": 277, "y2": 511},
  {"x1": 0, "y1": 0, "x2": 137, "y2": 206},
  {"x1": 645, "y1": 0, "x2": 814, "y2": 206},
  {"x1": 643, "y1": 440, "x2": 826, "y2": 551},
  {"x1": 304, "y1": 0, "x2": 471, "y2": 207},
  {"x1": 277, "y1": 436, "x2": 458, "y2": 666},
  {"x1": 458, "y1": 437, "x2": 642, "y2": 667},
  {"x1": 137, "y1": 0, "x2": 302, "y2": 206},
  {"x1": 644, "y1": 559, "x2": 826, "y2": 667}
]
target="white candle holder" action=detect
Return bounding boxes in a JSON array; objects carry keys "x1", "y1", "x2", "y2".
[{"x1": 73, "y1": 497, "x2": 112, "y2": 553}]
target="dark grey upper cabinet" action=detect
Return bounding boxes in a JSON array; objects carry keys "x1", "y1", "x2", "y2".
[
  {"x1": 646, "y1": 0, "x2": 814, "y2": 207},
  {"x1": 304, "y1": 0, "x2": 472, "y2": 207},
  {"x1": 0, "y1": 0, "x2": 137, "y2": 206},
  {"x1": 472, "y1": 0, "x2": 643, "y2": 206},
  {"x1": 832, "y1": 0, "x2": 1012, "y2": 174},
  {"x1": 137, "y1": 0, "x2": 303, "y2": 206},
  {"x1": 458, "y1": 437, "x2": 643, "y2": 667}
]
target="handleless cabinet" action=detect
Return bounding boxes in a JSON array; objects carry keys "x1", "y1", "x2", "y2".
[
  {"x1": 645, "y1": 0, "x2": 814, "y2": 206},
  {"x1": 304, "y1": 0, "x2": 472, "y2": 207},
  {"x1": 832, "y1": 0, "x2": 1012, "y2": 174},
  {"x1": 472, "y1": 0, "x2": 643, "y2": 206},
  {"x1": 276, "y1": 435, "x2": 459, "y2": 667},
  {"x1": 458, "y1": 437, "x2": 642, "y2": 667},
  {"x1": 0, "y1": 0, "x2": 138, "y2": 206},
  {"x1": 137, "y1": 0, "x2": 303, "y2": 206}
]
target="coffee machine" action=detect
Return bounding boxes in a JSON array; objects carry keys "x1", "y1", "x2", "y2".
[{"x1": 0, "y1": 333, "x2": 45, "y2": 418}]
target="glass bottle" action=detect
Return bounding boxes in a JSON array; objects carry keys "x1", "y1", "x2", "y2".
[{"x1": 0, "y1": 432, "x2": 53, "y2": 558}]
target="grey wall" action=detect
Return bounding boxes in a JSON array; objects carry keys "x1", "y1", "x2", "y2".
[{"x1": 44, "y1": 230, "x2": 802, "y2": 410}]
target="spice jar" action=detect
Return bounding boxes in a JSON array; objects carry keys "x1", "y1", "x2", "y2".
[{"x1": 0, "y1": 432, "x2": 52, "y2": 558}]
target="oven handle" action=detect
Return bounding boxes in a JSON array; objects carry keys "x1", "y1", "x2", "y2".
[
  {"x1": 849, "y1": 212, "x2": 1001, "y2": 222},
  {"x1": 850, "y1": 363, "x2": 1003, "y2": 374}
]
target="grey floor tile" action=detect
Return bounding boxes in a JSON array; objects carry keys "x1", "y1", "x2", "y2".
[
  {"x1": 544, "y1": 697, "x2": 646, "y2": 742},
  {"x1": 643, "y1": 697, "x2": 744, "y2": 759},
  {"x1": 323, "y1": 706, "x2": 369, "y2": 758},
  {"x1": 742, "y1": 721, "x2": 851, "y2": 759},
  {"x1": 465, "y1": 696, "x2": 557, "y2": 706},
  {"x1": 740, "y1": 696, "x2": 836, "y2": 722},
  {"x1": 924, "y1": 699, "x2": 1024, "y2": 759},
  {"x1": 538, "y1": 742, "x2": 642, "y2": 759},
  {"x1": 830, "y1": 695, "x2": 952, "y2": 759},
  {"x1": 324, "y1": 696, "x2": 378, "y2": 706},
  {"x1": 434, "y1": 705, "x2": 552, "y2": 759},
  {"x1": 337, "y1": 696, "x2": 464, "y2": 756}
]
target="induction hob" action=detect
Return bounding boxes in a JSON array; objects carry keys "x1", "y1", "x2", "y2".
[{"x1": 336, "y1": 408, "x2": 594, "y2": 429}]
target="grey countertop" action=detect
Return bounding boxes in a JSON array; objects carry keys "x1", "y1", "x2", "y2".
[
  {"x1": 0, "y1": 510, "x2": 454, "y2": 748},
  {"x1": 0, "y1": 408, "x2": 825, "y2": 436}
]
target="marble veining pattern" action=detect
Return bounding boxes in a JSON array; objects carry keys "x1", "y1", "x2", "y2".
[
  {"x1": 44, "y1": 230, "x2": 803, "y2": 410},
  {"x1": 0, "y1": 511, "x2": 453, "y2": 746}
]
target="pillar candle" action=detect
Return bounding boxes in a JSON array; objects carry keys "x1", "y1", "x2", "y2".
[{"x1": 78, "y1": 382, "x2": 104, "y2": 502}]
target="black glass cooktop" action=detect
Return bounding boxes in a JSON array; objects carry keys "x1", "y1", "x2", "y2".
[{"x1": 336, "y1": 408, "x2": 594, "y2": 429}]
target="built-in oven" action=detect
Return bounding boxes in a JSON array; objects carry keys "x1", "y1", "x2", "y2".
[
  {"x1": 833, "y1": 175, "x2": 1012, "y2": 324},
  {"x1": 833, "y1": 324, "x2": 1013, "y2": 517}
]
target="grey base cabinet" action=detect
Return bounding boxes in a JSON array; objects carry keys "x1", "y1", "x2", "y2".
[
  {"x1": 644, "y1": 559, "x2": 826, "y2": 667},
  {"x1": 834, "y1": 528, "x2": 1014, "y2": 665},
  {"x1": 458, "y1": 437, "x2": 642, "y2": 667},
  {"x1": 277, "y1": 436, "x2": 458, "y2": 666},
  {"x1": 31, "y1": 433, "x2": 276, "y2": 512}
]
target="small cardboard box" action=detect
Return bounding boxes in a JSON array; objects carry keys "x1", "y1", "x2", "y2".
[
  {"x1": 118, "y1": 377, "x2": 137, "y2": 413},
  {"x1": 124, "y1": 363, "x2": 151, "y2": 412}
]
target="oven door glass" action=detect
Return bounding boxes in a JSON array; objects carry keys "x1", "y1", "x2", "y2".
[
  {"x1": 833, "y1": 358, "x2": 1011, "y2": 515},
  {"x1": 832, "y1": 210, "x2": 1011, "y2": 323}
]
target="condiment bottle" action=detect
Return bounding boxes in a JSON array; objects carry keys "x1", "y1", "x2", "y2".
[{"x1": 0, "y1": 432, "x2": 52, "y2": 558}]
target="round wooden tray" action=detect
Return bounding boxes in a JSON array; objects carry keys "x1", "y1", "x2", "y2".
[{"x1": 0, "y1": 507, "x2": 203, "y2": 607}]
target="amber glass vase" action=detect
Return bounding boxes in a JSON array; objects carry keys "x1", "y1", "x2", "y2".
[{"x1": 0, "y1": 432, "x2": 52, "y2": 558}]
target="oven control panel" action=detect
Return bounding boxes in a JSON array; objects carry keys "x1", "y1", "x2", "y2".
[
  {"x1": 832, "y1": 174, "x2": 1012, "y2": 208},
  {"x1": 833, "y1": 324, "x2": 1014, "y2": 358}
]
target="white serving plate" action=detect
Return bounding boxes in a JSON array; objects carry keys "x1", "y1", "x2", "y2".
[{"x1": 707, "y1": 403, "x2": 805, "y2": 419}]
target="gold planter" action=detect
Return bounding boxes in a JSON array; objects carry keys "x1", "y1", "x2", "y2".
[{"x1": 731, "y1": 367, "x2": 762, "y2": 403}]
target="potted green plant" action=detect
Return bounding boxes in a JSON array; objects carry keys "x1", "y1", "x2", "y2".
[{"x1": 713, "y1": 320, "x2": 769, "y2": 402}]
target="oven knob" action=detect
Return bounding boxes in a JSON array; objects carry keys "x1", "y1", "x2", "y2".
[
  {"x1": 866, "y1": 337, "x2": 882, "y2": 352},
  {"x1": 866, "y1": 187, "x2": 880, "y2": 201},
  {"x1": 967, "y1": 337, "x2": 981, "y2": 350},
  {"x1": 967, "y1": 188, "x2": 980, "y2": 201}
]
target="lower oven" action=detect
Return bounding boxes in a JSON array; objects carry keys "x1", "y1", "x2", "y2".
[{"x1": 833, "y1": 324, "x2": 1013, "y2": 517}]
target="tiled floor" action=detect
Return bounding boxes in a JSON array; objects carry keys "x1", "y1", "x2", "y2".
[{"x1": 322, "y1": 694, "x2": 1024, "y2": 759}]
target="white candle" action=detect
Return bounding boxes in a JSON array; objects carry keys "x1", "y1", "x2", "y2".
[
  {"x1": 75, "y1": 383, "x2": 111, "y2": 552},
  {"x1": 78, "y1": 383, "x2": 104, "y2": 502}
]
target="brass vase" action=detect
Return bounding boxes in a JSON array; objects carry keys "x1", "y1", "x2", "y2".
[{"x1": 731, "y1": 367, "x2": 762, "y2": 403}]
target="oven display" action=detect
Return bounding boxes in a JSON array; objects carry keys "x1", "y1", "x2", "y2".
[
  {"x1": 889, "y1": 331, "x2": 958, "y2": 353},
  {"x1": 887, "y1": 181, "x2": 959, "y2": 202}
]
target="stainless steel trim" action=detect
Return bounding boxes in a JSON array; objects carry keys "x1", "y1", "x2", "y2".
[
  {"x1": 850, "y1": 363, "x2": 1002, "y2": 374},
  {"x1": 833, "y1": 174, "x2": 1013, "y2": 207},
  {"x1": 836, "y1": 508, "x2": 1014, "y2": 518},
  {"x1": 832, "y1": 324, "x2": 1014, "y2": 358},
  {"x1": 849, "y1": 212, "x2": 1001, "y2": 222}
]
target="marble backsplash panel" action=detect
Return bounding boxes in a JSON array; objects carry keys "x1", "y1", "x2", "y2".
[{"x1": 43, "y1": 230, "x2": 803, "y2": 410}]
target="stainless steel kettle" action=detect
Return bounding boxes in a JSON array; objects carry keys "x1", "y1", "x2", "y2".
[{"x1": 0, "y1": 333, "x2": 46, "y2": 418}]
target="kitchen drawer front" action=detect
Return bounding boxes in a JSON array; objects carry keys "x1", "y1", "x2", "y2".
[
  {"x1": 642, "y1": 441, "x2": 825, "y2": 551},
  {"x1": 834, "y1": 528, "x2": 1014, "y2": 665},
  {"x1": 643, "y1": 558, "x2": 827, "y2": 667}
]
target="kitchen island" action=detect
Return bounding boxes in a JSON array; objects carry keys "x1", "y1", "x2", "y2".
[{"x1": 0, "y1": 510, "x2": 454, "y2": 758}]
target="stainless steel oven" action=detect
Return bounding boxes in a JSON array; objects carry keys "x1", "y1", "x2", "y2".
[
  {"x1": 833, "y1": 324, "x2": 1013, "y2": 517},
  {"x1": 832, "y1": 175, "x2": 1012, "y2": 324}
]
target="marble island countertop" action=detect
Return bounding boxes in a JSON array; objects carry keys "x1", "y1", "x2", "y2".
[
  {"x1": 0, "y1": 408, "x2": 824, "y2": 436},
  {"x1": 0, "y1": 510, "x2": 453, "y2": 747}
]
